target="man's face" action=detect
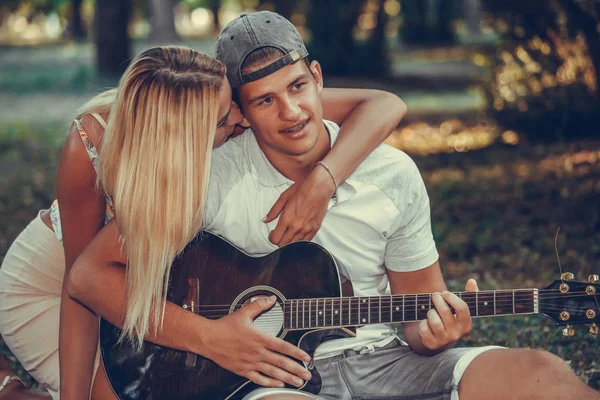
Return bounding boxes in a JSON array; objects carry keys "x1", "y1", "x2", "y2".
[
  {"x1": 214, "y1": 78, "x2": 244, "y2": 148},
  {"x1": 238, "y1": 60, "x2": 324, "y2": 159}
]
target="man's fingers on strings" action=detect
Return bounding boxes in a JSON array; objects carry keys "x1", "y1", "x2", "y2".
[
  {"x1": 425, "y1": 308, "x2": 447, "y2": 341},
  {"x1": 465, "y1": 278, "x2": 479, "y2": 292},
  {"x1": 442, "y1": 292, "x2": 472, "y2": 332},
  {"x1": 431, "y1": 292, "x2": 454, "y2": 323},
  {"x1": 417, "y1": 319, "x2": 436, "y2": 348}
]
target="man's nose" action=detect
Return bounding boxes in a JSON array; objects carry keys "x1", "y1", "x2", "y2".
[{"x1": 279, "y1": 96, "x2": 302, "y2": 121}]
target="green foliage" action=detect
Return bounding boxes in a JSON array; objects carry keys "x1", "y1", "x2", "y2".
[
  {"x1": 481, "y1": 0, "x2": 600, "y2": 141},
  {"x1": 0, "y1": 0, "x2": 68, "y2": 15}
]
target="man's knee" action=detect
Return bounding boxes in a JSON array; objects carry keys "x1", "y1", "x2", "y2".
[{"x1": 515, "y1": 349, "x2": 571, "y2": 380}]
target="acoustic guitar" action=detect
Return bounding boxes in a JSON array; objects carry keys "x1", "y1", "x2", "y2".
[{"x1": 99, "y1": 231, "x2": 600, "y2": 400}]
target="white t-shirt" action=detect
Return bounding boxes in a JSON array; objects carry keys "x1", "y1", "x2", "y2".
[{"x1": 204, "y1": 120, "x2": 439, "y2": 359}]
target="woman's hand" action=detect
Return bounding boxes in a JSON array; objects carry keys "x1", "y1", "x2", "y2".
[
  {"x1": 265, "y1": 166, "x2": 335, "y2": 246},
  {"x1": 201, "y1": 296, "x2": 312, "y2": 388}
]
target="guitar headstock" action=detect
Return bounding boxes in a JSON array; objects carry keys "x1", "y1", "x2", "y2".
[{"x1": 540, "y1": 274, "x2": 599, "y2": 336}]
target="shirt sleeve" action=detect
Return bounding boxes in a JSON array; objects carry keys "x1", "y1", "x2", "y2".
[{"x1": 384, "y1": 161, "x2": 439, "y2": 272}]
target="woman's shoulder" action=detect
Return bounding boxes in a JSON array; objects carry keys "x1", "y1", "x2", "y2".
[{"x1": 75, "y1": 112, "x2": 108, "y2": 149}]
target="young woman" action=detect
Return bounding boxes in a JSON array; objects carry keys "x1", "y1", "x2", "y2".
[{"x1": 0, "y1": 46, "x2": 406, "y2": 399}]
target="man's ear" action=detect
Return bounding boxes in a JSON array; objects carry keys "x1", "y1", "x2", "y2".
[{"x1": 309, "y1": 60, "x2": 323, "y2": 94}]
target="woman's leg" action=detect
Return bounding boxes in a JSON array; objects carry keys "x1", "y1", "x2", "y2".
[{"x1": 0, "y1": 213, "x2": 64, "y2": 399}]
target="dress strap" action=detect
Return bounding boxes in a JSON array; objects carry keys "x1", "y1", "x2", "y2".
[
  {"x1": 91, "y1": 113, "x2": 108, "y2": 129},
  {"x1": 73, "y1": 118, "x2": 100, "y2": 172}
]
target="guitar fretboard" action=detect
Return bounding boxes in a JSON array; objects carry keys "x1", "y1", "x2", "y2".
[{"x1": 283, "y1": 289, "x2": 538, "y2": 330}]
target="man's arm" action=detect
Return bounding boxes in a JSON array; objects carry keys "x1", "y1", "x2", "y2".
[
  {"x1": 68, "y1": 220, "x2": 313, "y2": 389},
  {"x1": 387, "y1": 262, "x2": 474, "y2": 356}
]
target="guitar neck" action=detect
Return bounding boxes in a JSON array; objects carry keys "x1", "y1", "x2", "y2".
[{"x1": 283, "y1": 289, "x2": 539, "y2": 330}]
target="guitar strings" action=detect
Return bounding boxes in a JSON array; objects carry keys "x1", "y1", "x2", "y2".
[
  {"x1": 189, "y1": 302, "x2": 598, "y2": 320},
  {"x1": 185, "y1": 290, "x2": 596, "y2": 312}
]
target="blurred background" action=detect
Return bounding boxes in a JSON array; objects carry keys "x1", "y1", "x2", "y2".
[{"x1": 1, "y1": 0, "x2": 599, "y2": 392}]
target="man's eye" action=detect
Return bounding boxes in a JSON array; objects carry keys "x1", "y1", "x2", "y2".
[
  {"x1": 293, "y1": 83, "x2": 305, "y2": 91},
  {"x1": 259, "y1": 97, "x2": 273, "y2": 106}
]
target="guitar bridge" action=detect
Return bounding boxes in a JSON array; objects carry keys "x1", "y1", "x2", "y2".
[{"x1": 183, "y1": 277, "x2": 200, "y2": 368}]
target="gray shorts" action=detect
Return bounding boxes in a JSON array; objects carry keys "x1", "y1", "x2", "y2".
[{"x1": 245, "y1": 339, "x2": 502, "y2": 400}]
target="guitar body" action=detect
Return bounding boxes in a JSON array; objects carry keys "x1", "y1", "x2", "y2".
[{"x1": 100, "y1": 232, "x2": 352, "y2": 400}]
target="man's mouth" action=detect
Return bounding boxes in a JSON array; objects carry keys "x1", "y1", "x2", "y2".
[{"x1": 281, "y1": 119, "x2": 308, "y2": 134}]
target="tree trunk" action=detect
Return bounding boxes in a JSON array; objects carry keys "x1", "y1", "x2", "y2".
[
  {"x1": 274, "y1": 0, "x2": 296, "y2": 20},
  {"x1": 400, "y1": 0, "x2": 428, "y2": 44},
  {"x1": 95, "y1": 0, "x2": 132, "y2": 78},
  {"x1": 67, "y1": 0, "x2": 86, "y2": 41},
  {"x1": 209, "y1": 0, "x2": 221, "y2": 33},
  {"x1": 148, "y1": 0, "x2": 179, "y2": 44},
  {"x1": 307, "y1": 0, "x2": 364, "y2": 75},
  {"x1": 462, "y1": 0, "x2": 482, "y2": 35}
]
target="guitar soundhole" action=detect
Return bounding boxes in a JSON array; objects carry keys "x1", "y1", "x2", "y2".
[{"x1": 234, "y1": 287, "x2": 286, "y2": 338}]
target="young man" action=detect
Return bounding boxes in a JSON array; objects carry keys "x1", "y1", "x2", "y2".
[{"x1": 204, "y1": 11, "x2": 600, "y2": 400}]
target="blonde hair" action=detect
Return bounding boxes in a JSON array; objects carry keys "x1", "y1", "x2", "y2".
[
  {"x1": 99, "y1": 46, "x2": 226, "y2": 348},
  {"x1": 74, "y1": 88, "x2": 117, "y2": 119}
]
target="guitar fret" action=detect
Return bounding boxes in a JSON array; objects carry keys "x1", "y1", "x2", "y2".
[
  {"x1": 302, "y1": 299, "x2": 306, "y2": 329},
  {"x1": 493, "y1": 291, "x2": 496, "y2": 315},
  {"x1": 322, "y1": 299, "x2": 326, "y2": 327},
  {"x1": 478, "y1": 291, "x2": 495, "y2": 316},
  {"x1": 512, "y1": 290, "x2": 515, "y2": 314},
  {"x1": 331, "y1": 298, "x2": 334, "y2": 327},
  {"x1": 356, "y1": 297, "x2": 361, "y2": 325},
  {"x1": 361, "y1": 298, "x2": 367, "y2": 325},
  {"x1": 417, "y1": 294, "x2": 429, "y2": 320},
  {"x1": 402, "y1": 294, "x2": 405, "y2": 322},
  {"x1": 476, "y1": 291, "x2": 479, "y2": 317},
  {"x1": 368, "y1": 297, "x2": 371, "y2": 324},
  {"x1": 378, "y1": 296, "x2": 382, "y2": 324},
  {"x1": 414, "y1": 294, "x2": 418, "y2": 321},
  {"x1": 346, "y1": 297, "x2": 351, "y2": 326},
  {"x1": 389, "y1": 295, "x2": 393, "y2": 323}
]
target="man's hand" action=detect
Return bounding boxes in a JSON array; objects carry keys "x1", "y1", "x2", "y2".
[
  {"x1": 265, "y1": 166, "x2": 335, "y2": 247},
  {"x1": 201, "y1": 296, "x2": 312, "y2": 388},
  {"x1": 418, "y1": 279, "x2": 479, "y2": 352}
]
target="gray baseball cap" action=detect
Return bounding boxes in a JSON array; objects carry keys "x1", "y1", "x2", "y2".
[{"x1": 215, "y1": 11, "x2": 308, "y2": 88}]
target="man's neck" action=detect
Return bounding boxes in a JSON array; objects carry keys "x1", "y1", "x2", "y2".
[{"x1": 257, "y1": 121, "x2": 330, "y2": 183}]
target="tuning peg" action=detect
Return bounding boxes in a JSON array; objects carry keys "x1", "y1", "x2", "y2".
[
  {"x1": 561, "y1": 272, "x2": 575, "y2": 281},
  {"x1": 590, "y1": 323, "x2": 599, "y2": 335},
  {"x1": 588, "y1": 274, "x2": 599, "y2": 283},
  {"x1": 562, "y1": 325, "x2": 575, "y2": 336}
]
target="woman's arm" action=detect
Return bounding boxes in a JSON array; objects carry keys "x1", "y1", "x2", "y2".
[
  {"x1": 266, "y1": 88, "x2": 407, "y2": 245},
  {"x1": 56, "y1": 115, "x2": 106, "y2": 400},
  {"x1": 69, "y1": 220, "x2": 312, "y2": 390}
]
